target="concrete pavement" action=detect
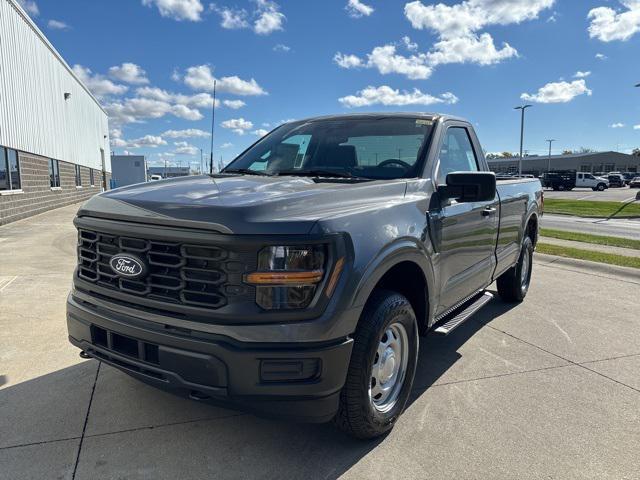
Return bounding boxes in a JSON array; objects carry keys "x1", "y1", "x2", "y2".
[
  {"x1": 1, "y1": 204, "x2": 639, "y2": 480},
  {"x1": 541, "y1": 213, "x2": 640, "y2": 239},
  {"x1": 544, "y1": 186, "x2": 639, "y2": 202}
]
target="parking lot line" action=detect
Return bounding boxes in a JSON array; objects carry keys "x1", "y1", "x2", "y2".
[{"x1": 0, "y1": 275, "x2": 17, "y2": 292}]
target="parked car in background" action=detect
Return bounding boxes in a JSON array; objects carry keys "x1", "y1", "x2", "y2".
[
  {"x1": 607, "y1": 174, "x2": 626, "y2": 188},
  {"x1": 576, "y1": 172, "x2": 609, "y2": 191},
  {"x1": 540, "y1": 171, "x2": 576, "y2": 191},
  {"x1": 67, "y1": 113, "x2": 543, "y2": 439},
  {"x1": 149, "y1": 174, "x2": 163, "y2": 181},
  {"x1": 621, "y1": 172, "x2": 636, "y2": 185},
  {"x1": 630, "y1": 177, "x2": 640, "y2": 188},
  {"x1": 541, "y1": 171, "x2": 609, "y2": 191}
]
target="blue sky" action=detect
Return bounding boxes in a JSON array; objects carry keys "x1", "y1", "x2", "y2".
[{"x1": 19, "y1": 0, "x2": 640, "y2": 168}]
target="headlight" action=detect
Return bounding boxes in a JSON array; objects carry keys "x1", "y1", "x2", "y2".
[{"x1": 244, "y1": 245, "x2": 326, "y2": 310}]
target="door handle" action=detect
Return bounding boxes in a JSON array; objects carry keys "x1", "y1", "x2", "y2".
[{"x1": 482, "y1": 207, "x2": 497, "y2": 217}]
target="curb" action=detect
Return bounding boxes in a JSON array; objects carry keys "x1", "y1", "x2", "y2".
[{"x1": 534, "y1": 252, "x2": 640, "y2": 282}]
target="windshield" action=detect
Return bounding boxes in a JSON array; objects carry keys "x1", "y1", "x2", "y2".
[{"x1": 223, "y1": 117, "x2": 434, "y2": 179}]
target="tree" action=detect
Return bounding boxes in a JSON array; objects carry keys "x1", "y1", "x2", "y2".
[
  {"x1": 633, "y1": 148, "x2": 640, "y2": 157},
  {"x1": 577, "y1": 147, "x2": 596, "y2": 154},
  {"x1": 562, "y1": 150, "x2": 573, "y2": 155},
  {"x1": 501, "y1": 151, "x2": 516, "y2": 158}
]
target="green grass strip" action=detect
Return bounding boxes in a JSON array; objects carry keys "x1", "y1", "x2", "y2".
[
  {"x1": 537, "y1": 243, "x2": 640, "y2": 269},
  {"x1": 543, "y1": 199, "x2": 640, "y2": 218},
  {"x1": 540, "y1": 228, "x2": 640, "y2": 250}
]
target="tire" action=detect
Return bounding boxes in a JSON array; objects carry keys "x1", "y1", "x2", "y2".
[
  {"x1": 334, "y1": 290, "x2": 418, "y2": 439},
  {"x1": 497, "y1": 236, "x2": 534, "y2": 303},
  {"x1": 558, "y1": 185, "x2": 565, "y2": 191},
  {"x1": 597, "y1": 183, "x2": 605, "y2": 191}
]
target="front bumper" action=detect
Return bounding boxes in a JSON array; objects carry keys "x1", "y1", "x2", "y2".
[{"x1": 67, "y1": 294, "x2": 353, "y2": 423}]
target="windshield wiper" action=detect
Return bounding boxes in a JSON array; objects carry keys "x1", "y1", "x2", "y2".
[
  {"x1": 220, "y1": 168, "x2": 271, "y2": 176},
  {"x1": 275, "y1": 169, "x2": 358, "y2": 179}
]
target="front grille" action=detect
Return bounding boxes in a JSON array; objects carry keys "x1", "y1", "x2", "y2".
[{"x1": 77, "y1": 229, "x2": 249, "y2": 310}]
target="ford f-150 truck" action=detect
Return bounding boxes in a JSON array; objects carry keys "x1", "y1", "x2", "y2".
[{"x1": 67, "y1": 113, "x2": 542, "y2": 439}]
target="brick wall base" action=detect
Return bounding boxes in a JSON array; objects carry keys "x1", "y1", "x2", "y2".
[{"x1": 0, "y1": 152, "x2": 109, "y2": 226}]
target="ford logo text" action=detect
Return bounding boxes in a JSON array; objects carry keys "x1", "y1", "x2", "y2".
[{"x1": 109, "y1": 254, "x2": 147, "y2": 279}]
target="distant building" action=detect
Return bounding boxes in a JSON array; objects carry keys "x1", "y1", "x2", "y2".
[
  {"x1": 111, "y1": 155, "x2": 147, "y2": 187},
  {"x1": 147, "y1": 166, "x2": 191, "y2": 179},
  {"x1": 487, "y1": 151, "x2": 639, "y2": 176},
  {"x1": 0, "y1": 0, "x2": 110, "y2": 225}
]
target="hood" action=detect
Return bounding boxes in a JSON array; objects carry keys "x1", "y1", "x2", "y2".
[{"x1": 78, "y1": 175, "x2": 408, "y2": 234}]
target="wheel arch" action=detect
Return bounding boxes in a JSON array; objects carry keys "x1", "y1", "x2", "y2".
[{"x1": 351, "y1": 242, "x2": 435, "y2": 333}]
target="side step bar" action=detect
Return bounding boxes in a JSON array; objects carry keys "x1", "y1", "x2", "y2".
[{"x1": 432, "y1": 291, "x2": 494, "y2": 335}]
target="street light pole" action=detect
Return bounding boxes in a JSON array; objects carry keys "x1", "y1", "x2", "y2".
[
  {"x1": 546, "y1": 139, "x2": 555, "y2": 173},
  {"x1": 209, "y1": 80, "x2": 216, "y2": 175},
  {"x1": 514, "y1": 105, "x2": 532, "y2": 177}
]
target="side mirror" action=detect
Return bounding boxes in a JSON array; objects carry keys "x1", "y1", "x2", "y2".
[{"x1": 437, "y1": 171, "x2": 496, "y2": 203}]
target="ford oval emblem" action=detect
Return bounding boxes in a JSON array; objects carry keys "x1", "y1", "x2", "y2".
[{"x1": 109, "y1": 253, "x2": 147, "y2": 279}]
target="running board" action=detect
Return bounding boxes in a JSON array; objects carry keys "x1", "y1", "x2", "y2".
[{"x1": 432, "y1": 291, "x2": 494, "y2": 335}]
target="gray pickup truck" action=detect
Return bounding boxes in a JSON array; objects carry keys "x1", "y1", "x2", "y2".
[{"x1": 68, "y1": 113, "x2": 542, "y2": 438}]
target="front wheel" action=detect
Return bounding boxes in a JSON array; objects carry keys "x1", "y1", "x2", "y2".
[
  {"x1": 497, "y1": 236, "x2": 534, "y2": 303},
  {"x1": 597, "y1": 183, "x2": 606, "y2": 191},
  {"x1": 334, "y1": 290, "x2": 418, "y2": 439}
]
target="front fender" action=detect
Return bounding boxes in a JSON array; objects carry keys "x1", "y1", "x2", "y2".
[{"x1": 350, "y1": 238, "x2": 436, "y2": 322}]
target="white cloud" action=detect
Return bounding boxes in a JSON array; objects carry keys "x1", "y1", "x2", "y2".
[
  {"x1": 520, "y1": 79, "x2": 592, "y2": 104},
  {"x1": 221, "y1": 142, "x2": 234, "y2": 148},
  {"x1": 183, "y1": 65, "x2": 267, "y2": 95},
  {"x1": 136, "y1": 86, "x2": 217, "y2": 108},
  {"x1": 610, "y1": 123, "x2": 625, "y2": 128},
  {"x1": 141, "y1": 0, "x2": 204, "y2": 21},
  {"x1": 162, "y1": 128, "x2": 210, "y2": 138},
  {"x1": 399, "y1": 0, "x2": 552, "y2": 70},
  {"x1": 48, "y1": 19, "x2": 70, "y2": 30},
  {"x1": 346, "y1": 0, "x2": 374, "y2": 18},
  {"x1": 254, "y1": 0, "x2": 285, "y2": 35},
  {"x1": 273, "y1": 43, "x2": 291, "y2": 52},
  {"x1": 334, "y1": 53, "x2": 365, "y2": 69},
  {"x1": 216, "y1": 6, "x2": 249, "y2": 29},
  {"x1": 402, "y1": 36, "x2": 419, "y2": 51},
  {"x1": 173, "y1": 141, "x2": 199, "y2": 155},
  {"x1": 223, "y1": 99, "x2": 246, "y2": 109},
  {"x1": 252, "y1": 128, "x2": 269, "y2": 137},
  {"x1": 17, "y1": 0, "x2": 39, "y2": 16},
  {"x1": 109, "y1": 63, "x2": 149, "y2": 84},
  {"x1": 213, "y1": 1, "x2": 285, "y2": 34},
  {"x1": 595, "y1": 53, "x2": 607, "y2": 60},
  {"x1": 221, "y1": 118, "x2": 254, "y2": 135},
  {"x1": 115, "y1": 134, "x2": 168, "y2": 149},
  {"x1": 634, "y1": 124, "x2": 640, "y2": 130},
  {"x1": 588, "y1": 1, "x2": 640, "y2": 42},
  {"x1": 426, "y1": 33, "x2": 517, "y2": 66},
  {"x1": 339, "y1": 85, "x2": 458, "y2": 108},
  {"x1": 334, "y1": 45, "x2": 432, "y2": 80},
  {"x1": 105, "y1": 95, "x2": 204, "y2": 125},
  {"x1": 574, "y1": 71, "x2": 591, "y2": 78},
  {"x1": 72, "y1": 64, "x2": 128, "y2": 98}
]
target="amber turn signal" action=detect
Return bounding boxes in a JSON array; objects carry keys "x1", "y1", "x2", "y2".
[
  {"x1": 245, "y1": 270, "x2": 324, "y2": 285},
  {"x1": 325, "y1": 257, "x2": 345, "y2": 297}
]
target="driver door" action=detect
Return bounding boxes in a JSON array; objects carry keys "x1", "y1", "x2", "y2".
[{"x1": 430, "y1": 125, "x2": 499, "y2": 313}]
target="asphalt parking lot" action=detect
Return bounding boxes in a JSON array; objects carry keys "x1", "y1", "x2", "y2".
[
  {"x1": 544, "y1": 185, "x2": 639, "y2": 202},
  {"x1": 1, "y1": 204, "x2": 639, "y2": 480}
]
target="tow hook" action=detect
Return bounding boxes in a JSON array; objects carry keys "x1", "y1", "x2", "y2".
[{"x1": 79, "y1": 350, "x2": 91, "y2": 359}]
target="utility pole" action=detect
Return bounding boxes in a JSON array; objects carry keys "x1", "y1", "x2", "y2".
[
  {"x1": 209, "y1": 80, "x2": 216, "y2": 175},
  {"x1": 514, "y1": 105, "x2": 532, "y2": 177},
  {"x1": 546, "y1": 139, "x2": 555, "y2": 173},
  {"x1": 199, "y1": 148, "x2": 203, "y2": 174}
]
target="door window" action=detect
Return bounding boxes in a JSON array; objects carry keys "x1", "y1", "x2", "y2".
[{"x1": 437, "y1": 127, "x2": 478, "y2": 184}]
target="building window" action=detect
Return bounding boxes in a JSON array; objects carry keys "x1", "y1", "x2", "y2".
[
  {"x1": 580, "y1": 165, "x2": 591, "y2": 172},
  {"x1": 0, "y1": 146, "x2": 21, "y2": 191},
  {"x1": 89, "y1": 169, "x2": 95, "y2": 186},
  {"x1": 49, "y1": 159, "x2": 61, "y2": 187},
  {"x1": 75, "y1": 164, "x2": 82, "y2": 186},
  {"x1": 604, "y1": 164, "x2": 615, "y2": 172}
]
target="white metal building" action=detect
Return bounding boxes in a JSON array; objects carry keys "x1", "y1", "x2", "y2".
[{"x1": 0, "y1": 0, "x2": 111, "y2": 225}]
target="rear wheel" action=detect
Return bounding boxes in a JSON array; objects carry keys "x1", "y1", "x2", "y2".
[
  {"x1": 497, "y1": 236, "x2": 534, "y2": 303},
  {"x1": 334, "y1": 290, "x2": 418, "y2": 439},
  {"x1": 597, "y1": 183, "x2": 606, "y2": 191}
]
